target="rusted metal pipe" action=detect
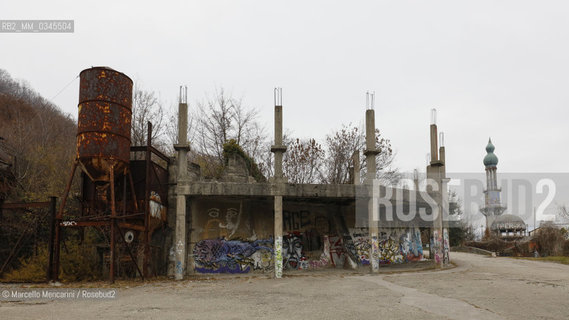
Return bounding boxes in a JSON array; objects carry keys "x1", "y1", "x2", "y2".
[
  {"x1": 109, "y1": 163, "x2": 116, "y2": 284},
  {"x1": 47, "y1": 196, "x2": 57, "y2": 282},
  {"x1": 143, "y1": 122, "x2": 152, "y2": 278}
]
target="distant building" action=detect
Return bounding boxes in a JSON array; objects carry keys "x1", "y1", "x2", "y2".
[{"x1": 479, "y1": 138, "x2": 527, "y2": 239}]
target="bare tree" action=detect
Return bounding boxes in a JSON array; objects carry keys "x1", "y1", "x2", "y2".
[
  {"x1": 323, "y1": 124, "x2": 400, "y2": 185},
  {"x1": 283, "y1": 138, "x2": 325, "y2": 184},
  {"x1": 194, "y1": 88, "x2": 266, "y2": 176},
  {"x1": 131, "y1": 87, "x2": 168, "y2": 152},
  {"x1": 324, "y1": 125, "x2": 362, "y2": 184},
  {"x1": 557, "y1": 205, "x2": 569, "y2": 222}
]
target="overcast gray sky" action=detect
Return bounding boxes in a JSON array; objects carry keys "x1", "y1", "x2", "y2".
[{"x1": 2, "y1": 0, "x2": 568, "y2": 177}]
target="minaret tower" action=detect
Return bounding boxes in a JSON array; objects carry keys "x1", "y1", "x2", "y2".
[{"x1": 480, "y1": 138, "x2": 506, "y2": 231}]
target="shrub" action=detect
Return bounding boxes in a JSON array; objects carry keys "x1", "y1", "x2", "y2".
[
  {"x1": 534, "y1": 227, "x2": 565, "y2": 256},
  {"x1": 2, "y1": 240, "x2": 101, "y2": 282},
  {"x1": 223, "y1": 139, "x2": 266, "y2": 182}
]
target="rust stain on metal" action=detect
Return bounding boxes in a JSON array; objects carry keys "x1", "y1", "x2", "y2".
[{"x1": 77, "y1": 67, "x2": 133, "y2": 182}]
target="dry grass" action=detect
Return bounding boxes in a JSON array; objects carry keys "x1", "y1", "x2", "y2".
[{"x1": 513, "y1": 256, "x2": 569, "y2": 265}]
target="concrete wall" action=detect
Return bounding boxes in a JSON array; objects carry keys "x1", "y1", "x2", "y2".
[{"x1": 185, "y1": 198, "x2": 424, "y2": 274}]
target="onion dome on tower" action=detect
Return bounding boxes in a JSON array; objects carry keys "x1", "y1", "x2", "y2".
[{"x1": 483, "y1": 138, "x2": 498, "y2": 167}]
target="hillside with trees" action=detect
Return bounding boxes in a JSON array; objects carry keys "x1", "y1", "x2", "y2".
[{"x1": 0, "y1": 69, "x2": 77, "y2": 202}]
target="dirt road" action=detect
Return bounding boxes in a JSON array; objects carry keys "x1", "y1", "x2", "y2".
[{"x1": 1, "y1": 252, "x2": 568, "y2": 319}]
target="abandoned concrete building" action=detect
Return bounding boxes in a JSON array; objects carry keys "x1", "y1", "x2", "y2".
[
  {"x1": 170, "y1": 90, "x2": 452, "y2": 278},
  {"x1": 52, "y1": 67, "x2": 451, "y2": 282}
]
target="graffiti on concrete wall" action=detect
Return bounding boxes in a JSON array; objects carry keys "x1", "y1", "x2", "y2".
[
  {"x1": 378, "y1": 236, "x2": 404, "y2": 264},
  {"x1": 443, "y1": 228, "x2": 450, "y2": 265},
  {"x1": 350, "y1": 227, "x2": 423, "y2": 265},
  {"x1": 282, "y1": 232, "x2": 336, "y2": 270},
  {"x1": 283, "y1": 210, "x2": 312, "y2": 231},
  {"x1": 309, "y1": 235, "x2": 331, "y2": 269},
  {"x1": 204, "y1": 207, "x2": 254, "y2": 240},
  {"x1": 399, "y1": 228, "x2": 423, "y2": 262},
  {"x1": 370, "y1": 235, "x2": 380, "y2": 270},
  {"x1": 193, "y1": 238, "x2": 273, "y2": 273},
  {"x1": 353, "y1": 234, "x2": 371, "y2": 266},
  {"x1": 275, "y1": 236, "x2": 283, "y2": 278},
  {"x1": 431, "y1": 229, "x2": 442, "y2": 264},
  {"x1": 283, "y1": 233, "x2": 307, "y2": 270},
  {"x1": 329, "y1": 236, "x2": 347, "y2": 267}
]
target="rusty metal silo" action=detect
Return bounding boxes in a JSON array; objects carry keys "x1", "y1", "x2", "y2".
[{"x1": 77, "y1": 67, "x2": 133, "y2": 182}]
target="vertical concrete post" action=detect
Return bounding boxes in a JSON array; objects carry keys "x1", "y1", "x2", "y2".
[
  {"x1": 274, "y1": 105, "x2": 284, "y2": 179},
  {"x1": 174, "y1": 194, "x2": 186, "y2": 280},
  {"x1": 352, "y1": 151, "x2": 360, "y2": 185},
  {"x1": 364, "y1": 108, "x2": 380, "y2": 273},
  {"x1": 174, "y1": 86, "x2": 190, "y2": 280},
  {"x1": 178, "y1": 100, "x2": 188, "y2": 146},
  {"x1": 427, "y1": 110, "x2": 444, "y2": 268},
  {"x1": 439, "y1": 131, "x2": 450, "y2": 265},
  {"x1": 441, "y1": 177, "x2": 450, "y2": 265},
  {"x1": 413, "y1": 169, "x2": 419, "y2": 191},
  {"x1": 271, "y1": 88, "x2": 286, "y2": 278},
  {"x1": 365, "y1": 109, "x2": 377, "y2": 180},
  {"x1": 274, "y1": 196, "x2": 283, "y2": 278},
  {"x1": 430, "y1": 109, "x2": 438, "y2": 163}
]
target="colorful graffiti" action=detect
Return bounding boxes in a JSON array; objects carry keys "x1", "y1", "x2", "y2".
[
  {"x1": 431, "y1": 229, "x2": 442, "y2": 264},
  {"x1": 443, "y1": 228, "x2": 450, "y2": 265},
  {"x1": 399, "y1": 228, "x2": 423, "y2": 262},
  {"x1": 378, "y1": 237, "x2": 403, "y2": 264},
  {"x1": 193, "y1": 238, "x2": 273, "y2": 273},
  {"x1": 353, "y1": 235, "x2": 371, "y2": 265},
  {"x1": 370, "y1": 235, "x2": 380, "y2": 270},
  {"x1": 329, "y1": 236, "x2": 346, "y2": 267},
  {"x1": 350, "y1": 228, "x2": 423, "y2": 265},
  {"x1": 283, "y1": 233, "x2": 306, "y2": 269},
  {"x1": 309, "y1": 235, "x2": 331, "y2": 269},
  {"x1": 275, "y1": 236, "x2": 283, "y2": 278}
]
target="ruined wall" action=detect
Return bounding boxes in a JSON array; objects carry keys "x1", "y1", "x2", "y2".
[
  {"x1": 351, "y1": 227, "x2": 423, "y2": 265},
  {"x1": 187, "y1": 198, "x2": 424, "y2": 274},
  {"x1": 189, "y1": 199, "x2": 274, "y2": 274}
]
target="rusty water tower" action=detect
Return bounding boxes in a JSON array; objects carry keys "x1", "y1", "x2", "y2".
[
  {"x1": 52, "y1": 67, "x2": 170, "y2": 284},
  {"x1": 77, "y1": 67, "x2": 133, "y2": 182}
]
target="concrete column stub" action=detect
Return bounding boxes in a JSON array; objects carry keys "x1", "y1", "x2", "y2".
[
  {"x1": 274, "y1": 195, "x2": 283, "y2": 278},
  {"x1": 174, "y1": 194, "x2": 186, "y2": 280}
]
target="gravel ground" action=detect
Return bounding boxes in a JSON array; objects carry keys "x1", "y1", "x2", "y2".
[{"x1": 1, "y1": 252, "x2": 568, "y2": 320}]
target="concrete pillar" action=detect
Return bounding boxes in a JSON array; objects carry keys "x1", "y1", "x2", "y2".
[
  {"x1": 270, "y1": 89, "x2": 286, "y2": 278},
  {"x1": 274, "y1": 195, "x2": 283, "y2": 278},
  {"x1": 364, "y1": 109, "x2": 380, "y2": 273},
  {"x1": 439, "y1": 131, "x2": 450, "y2": 265},
  {"x1": 173, "y1": 89, "x2": 191, "y2": 280},
  {"x1": 413, "y1": 169, "x2": 419, "y2": 191},
  {"x1": 352, "y1": 151, "x2": 360, "y2": 185},
  {"x1": 430, "y1": 124, "x2": 438, "y2": 163},
  {"x1": 364, "y1": 109, "x2": 378, "y2": 181},
  {"x1": 441, "y1": 170, "x2": 450, "y2": 265},
  {"x1": 272, "y1": 104, "x2": 286, "y2": 180},
  {"x1": 178, "y1": 102, "x2": 188, "y2": 145},
  {"x1": 426, "y1": 117, "x2": 446, "y2": 268},
  {"x1": 274, "y1": 104, "x2": 283, "y2": 146},
  {"x1": 174, "y1": 194, "x2": 186, "y2": 280},
  {"x1": 368, "y1": 181, "x2": 379, "y2": 273}
]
